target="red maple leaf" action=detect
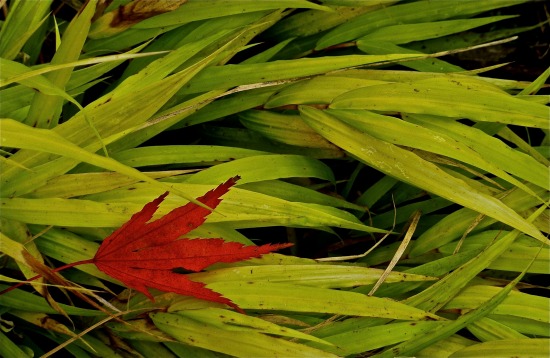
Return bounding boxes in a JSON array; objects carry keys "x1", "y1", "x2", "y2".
[{"x1": 2, "y1": 176, "x2": 291, "y2": 312}]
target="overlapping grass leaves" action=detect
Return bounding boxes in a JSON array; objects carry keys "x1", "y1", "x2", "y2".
[{"x1": 1, "y1": 0, "x2": 548, "y2": 356}]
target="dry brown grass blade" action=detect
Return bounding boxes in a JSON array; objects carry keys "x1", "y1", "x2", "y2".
[{"x1": 368, "y1": 210, "x2": 421, "y2": 296}]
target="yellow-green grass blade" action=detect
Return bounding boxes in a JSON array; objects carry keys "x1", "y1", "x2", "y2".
[
  {"x1": 330, "y1": 77, "x2": 549, "y2": 128},
  {"x1": 316, "y1": 0, "x2": 525, "y2": 50},
  {"x1": 356, "y1": 175, "x2": 399, "y2": 208},
  {"x1": 208, "y1": 281, "x2": 440, "y2": 320},
  {"x1": 240, "y1": 180, "x2": 364, "y2": 211},
  {"x1": 417, "y1": 335, "x2": 478, "y2": 356},
  {"x1": 498, "y1": 126, "x2": 550, "y2": 167},
  {"x1": 83, "y1": 90, "x2": 226, "y2": 156},
  {"x1": 405, "y1": 205, "x2": 547, "y2": 312},
  {"x1": 24, "y1": 0, "x2": 96, "y2": 128},
  {"x1": 81, "y1": 184, "x2": 378, "y2": 232},
  {"x1": 191, "y1": 264, "x2": 435, "y2": 288},
  {"x1": 1, "y1": 33, "x2": 234, "y2": 195},
  {"x1": 309, "y1": 321, "x2": 445, "y2": 356},
  {"x1": 118, "y1": 11, "x2": 270, "y2": 81},
  {"x1": 0, "y1": 231, "x2": 28, "y2": 264},
  {"x1": 185, "y1": 154, "x2": 335, "y2": 184},
  {"x1": 0, "y1": 43, "x2": 155, "y2": 117},
  {"x1": 438, "y1": 231, "x2": 549, "y2": 274},
  {"x1": 1, "y1": 219, "x2": 47, "y2": 294},
  {"x1": 239, "y1": 110, "x2": 339, "y2": 150},
  {"x1": 83, "y1": 24, "x2": 274, "y2": 153},
  {"x1": 468, "y1": 317, "x2": 526, "y2": 341},
  {"x1": 410, "y1": 184, "x2": 547, "y2": 257},
  {"x1": 0, "y1": 0, "x2": 51, "y2": 60},
  {"x1": 359, "y1": 16, "x2": 515, "y2": 44},
  {"x1": 6, "y1": 185, "x2": 384, "y2": 233},
  {"x1": 176, "y1": 308, "x2": 332, "y2": 345},
  {"x1": 377, "y1": 269, "x2": 527, "y2": 357},
  {"x1": 174, "y1": 10, "x2": 288, "y2": 70},
  {"x1": 263, "y1": 77, "x2": 389, "y2": 108},
  {"x1": 405, "y1": 113, "x2": 549, "y2": 190},
  {"x1": 186, "y1": 223, "x2": 254, "y2": 245},
  {"x1": 114, "y1": 30, "x2": 234, "y2": 94},
  {"x1": 27, "y1": 171, "x2": 191, "y2": 199},
  {"x1": 152, "y1": 311, "x2": 337, "y2": 358},
  {"x1": 113, "y1": 145, "x2": 267, "y2": 168},
  {"x1": 449, "y1": 339, "x2": 550, "y2": 358},
  {"x1": 0, "y1": 51, "x2": 168, "y2": 88},
  {"x1": 0, "y1": 119, "x2": 202, "y2": 204},
  {"x1": 181, "y1": 53, "x2": 422, "y2": 94},
  {"x1": 519, "y1": 66, "x2": 550, "y2": 96},
  {"x1": 0, "y1": 59, "x2": 83, "y2": 113},
  {"x1": 491, "y1": 315, "x2": 549, "y2": 337},
  {"x1": 239, "y1": 38, "x2": 295, "y2": 65},
  {"x1": 299, "y1": 106, "x2": 545, "y2": 243},
  {"x1": 444, "y1": 285, "x2": 549, "y2": 325},
  {"x1": 331, "y1": 109, "x2": 543, "y2": 198},
  {"x1": 329, "y1": 68, "x2": 534, "y2": 91}
]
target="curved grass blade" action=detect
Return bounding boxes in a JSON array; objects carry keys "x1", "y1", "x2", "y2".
[{"x1": 299, "y1": 106, "x2": 545, "y2": 242}]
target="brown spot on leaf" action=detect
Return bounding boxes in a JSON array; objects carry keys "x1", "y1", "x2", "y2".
[{"x1": 110, "y1": 0, "x2": 187, "y2": 28}]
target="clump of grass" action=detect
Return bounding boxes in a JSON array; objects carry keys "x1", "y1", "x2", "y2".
[{"x1": 1, "y1": 1, "x2": 548, "y2": 356}]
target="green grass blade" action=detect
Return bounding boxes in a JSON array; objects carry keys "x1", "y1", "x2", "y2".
[
  {"x1": 411, "y1": 184, "x2": 547, "y2": 256},
  {"x1": 405, "y1": 205, "x2": 547, "y2": 312},
  {"x1": 0, "y1": 0, "x2": 51, "y2": 60},
  {"x1": 310, "y1": 321, "x2": 445, "y2": 356},
  {"x1": 0, "y1": 331, "x2": 30, "y2": 358},
  {"x1": 377, "y1": 269, "x2": 527, "y2": 357},
  {"x1": 192, "y1": 264, "x2": 435, "y2": 288},
  {"x1": 0, "y1": 58, "x2": 83, "y2": 113},
  {"x1": 449, "y1": 339, "x2": 550, "y2": 357},
  {"x1": 405, "y1": 113, "x2": 549, "y2": 190},
  {"x1": 24, "y1": 0, "x2": 96, "y2": 128},
  {"x1": 182, "y1": 53, "x2": 421, "y2": 94},
  {"x1": 330, "y1": 77, "x2": 549, "y2": 128},
  {"x1": 468, "y1": 317, "x2": 526, "y2": 341},
  {"x1": 0, "y1": 119, "x2": 202, "y2": 204},
  {"x1": 331, "y1": 109, "x2": 543, "y2": 198},
  {"x1": 299, "y1": 106, "x2": 545, "y2": 242},
  {"x1": 152, "y1": 311, "x2": 337, "y2": 358},
  {"x1": 240, "y1": 180, "x2": 363, "y2": 210},
  {"x1": 113, "y1": 145, "x2": 266, "y2": 168},
  {"x1": 4, "y1": 184, "x2": 384, "y2": 233},
  {"x1": 359, "y1": 16, "x2": 515, "y2": 44},
  {"x1": 208, "y1": 281, "x2": 440, "y2": 320},
  {"x1": 185, "y1": 154, "x2": 335, "y2": 184},
  {"x1": 316, "y1": 0, "x2": 525, "y2": 49},
  {"x1": 0, "y1": 284, "x2": 103, "y2": 316}
]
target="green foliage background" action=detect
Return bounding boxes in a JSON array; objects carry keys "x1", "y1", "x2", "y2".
[{"x1": 0, "y1": 0, "x2": 548, "y2": 356}]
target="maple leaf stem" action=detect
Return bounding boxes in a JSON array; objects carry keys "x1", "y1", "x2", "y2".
[{"x1": 0, "y1": 258, "x2": 95, "y2": 295}]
